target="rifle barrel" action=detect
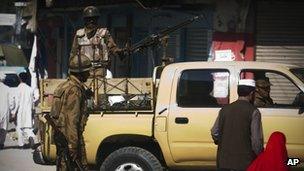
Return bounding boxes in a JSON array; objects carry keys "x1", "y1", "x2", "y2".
[
  {"x1": 159, "y1": 16, "x2": 199, "y2": 37},
  {"x1": 129, "y1": 15, "x2": 200, "y2": 53}
]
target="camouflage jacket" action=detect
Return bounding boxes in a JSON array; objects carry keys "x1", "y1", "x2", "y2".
[
  {"x1": 254, "y1": 93, "x2": 274, "y2": 107},
  {"x1": 50, "y1": 75, "x2": 88, "y2": 150},
  {"x1": 70, "y1": 27, "x2": 121, "y2": 62}
]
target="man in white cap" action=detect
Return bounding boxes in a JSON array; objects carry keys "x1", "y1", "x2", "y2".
[
  {"x1": 211, "y1": 79, "x2": 264, "y2": 171},
  {"x1": 0, "y1": 73, "x2": 15, "y2": 149}
]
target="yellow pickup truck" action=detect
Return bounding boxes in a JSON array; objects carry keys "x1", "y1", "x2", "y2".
[{"x1": 36, "y1": 61, "x2": 304, "y2": 170}]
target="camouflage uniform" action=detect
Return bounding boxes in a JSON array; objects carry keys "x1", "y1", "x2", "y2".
[
  {"x1": 254, "y1": 79, "x2": 274, "y2": 107},
  {"x1": 70, "y1": 27, "x2": 121, "y2": 77},
  {"x1": 254, "y1": 93, "x2": 274, "y2": 107},
  {"x1": 52, "y1": 75, "x2": 89, "y2": 171}
]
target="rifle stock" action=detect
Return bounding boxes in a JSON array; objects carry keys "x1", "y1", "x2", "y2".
[{"x1": 44, "y1": 114, "x2": 84, "y2": 171}]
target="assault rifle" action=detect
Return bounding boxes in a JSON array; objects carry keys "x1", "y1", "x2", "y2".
[
  {"x1": 128, "y1": 15, "x2": 200, "y2": 53},
  {"x1": 44, "y1": 114, "x2": 84, "y2": 171}
]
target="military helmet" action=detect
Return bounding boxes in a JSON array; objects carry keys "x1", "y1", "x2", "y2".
[
  {"x1": 83, "y1": 6, "x2": 100, "y2": 18},
  {"x1": 69, "y1": 54, "x2": 92, "y2": 73},
  {"x1": 256, "y1": 78, "x2": 272, "y2": 88}
]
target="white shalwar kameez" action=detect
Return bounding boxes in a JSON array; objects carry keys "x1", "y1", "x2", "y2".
[
  {"x1": 0, "y1": 77, "x2": 16, "y2": 147},
  {"x1": 15, "y1": 82, "x2": 35, "y2": 147},
  {"x1": 0, "y1": 82, "x2": 10, "y2": 146}
]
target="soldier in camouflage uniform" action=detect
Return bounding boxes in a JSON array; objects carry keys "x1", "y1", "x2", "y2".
[
  {"x1": 70, "y1": 6, "x2": 124, "y2": 77},
  {"x1": 254, "y1": 78, "x2": 274, "y2": 107},
  {"x1": 50, "y1": 54, "x2": 91, "y2": 171}
]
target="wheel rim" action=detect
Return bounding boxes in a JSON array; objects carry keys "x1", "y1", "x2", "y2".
[{"x1": 115, "y1": 163, "x2": 143, "y2": 171}]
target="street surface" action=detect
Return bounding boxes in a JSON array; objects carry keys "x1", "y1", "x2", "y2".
[
  {"x1": 0, "y1": 129, "x2": 211, "y2": 171},
  {"x1": 0, "y1": 127, "x2": 55, "y2": 171}
]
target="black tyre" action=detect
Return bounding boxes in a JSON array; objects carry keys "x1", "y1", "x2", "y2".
[
  {"x1": 33, "y1": 148, "x2": 45, "y2": 164},
  {"x1": 100, "y1": 147, "x2": 163, "y2": 171}
]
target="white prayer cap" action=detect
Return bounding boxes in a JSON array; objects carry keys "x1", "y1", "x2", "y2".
[
  {"x1": 238, "y1": 79, "x2": 255, "y2": 87},
  {"x1": 0, "y1": 73, "x2": 6, "y2": 81}
]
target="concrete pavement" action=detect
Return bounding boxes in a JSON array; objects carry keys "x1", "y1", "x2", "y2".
[{"x1": 0, "y1": 131, "x2": 55, "y2": 171}]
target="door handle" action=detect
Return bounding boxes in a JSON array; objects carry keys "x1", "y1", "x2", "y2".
[{"x1": 175, "y1": 117, "x2": 189, "y2": 124}]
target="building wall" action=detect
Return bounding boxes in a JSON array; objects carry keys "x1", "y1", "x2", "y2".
[{"x1": 209, "y1": 0, "x2": 255, "y2": 62}]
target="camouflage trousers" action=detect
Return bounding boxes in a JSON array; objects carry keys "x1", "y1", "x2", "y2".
[{"x1": 56, "y1": 138, "x2": 88, "y2": 171}]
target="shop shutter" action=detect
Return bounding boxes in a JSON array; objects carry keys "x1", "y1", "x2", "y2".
[
  {"x1": 132, "y1": 28, "x2": 149, "y2": 77},
  {"x1": 166, "y1": 31, "x2": 180, "y2": 61},
  {"x1": 185, "y1": 28, "x2": 210, "y2": 61},
  {"x1": 256, "y1": 1, "x2": 304, "y2": 65},
  {"x1": 256, "y1": 0, "x2": 304, "y2": 104}
]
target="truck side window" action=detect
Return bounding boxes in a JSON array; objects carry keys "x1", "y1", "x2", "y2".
[
  {"x1": 240, "y1": 70, "x2": 302, "y2": 108},
  {"x1": 177, "y1": 69, "x2": 229, "y2": 107}
]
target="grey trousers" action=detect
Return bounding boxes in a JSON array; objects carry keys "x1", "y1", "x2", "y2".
[{"x1": 0, "y1": 128, "x2": 6, "y2": 145}]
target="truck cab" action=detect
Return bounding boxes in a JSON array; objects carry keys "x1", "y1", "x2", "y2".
[{"x1": 154, "y1": 61, "x2": 304, "y2": 170}]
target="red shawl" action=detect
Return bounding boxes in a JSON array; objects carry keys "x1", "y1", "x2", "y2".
[{"x1": 247, "y1": 131, "x2": 290, "y2": 171}]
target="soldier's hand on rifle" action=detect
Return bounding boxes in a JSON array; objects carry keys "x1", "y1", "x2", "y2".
[
  {"x1": 85, "y1": 88, "x2": 94, "y2": 98},
  {"x1": 69, "y1": 148, "x2": 78, "y2": 161}
]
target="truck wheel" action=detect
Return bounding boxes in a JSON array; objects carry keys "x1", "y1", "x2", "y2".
[
  {"x1": 33, "y1": 148, "x2": 45, "y2": 164},
  {"x1": 100, "y1": 147, "x2": 163, "y2": 171}
]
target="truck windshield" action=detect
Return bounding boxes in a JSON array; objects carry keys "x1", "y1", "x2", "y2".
[{"x1": 290, "y1": 68, "x2": 304, "y2": 83}]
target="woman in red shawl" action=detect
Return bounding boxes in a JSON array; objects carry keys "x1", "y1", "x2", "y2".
[{"x1": 247, "y1": 131, "x2": 290, "y2": 171}]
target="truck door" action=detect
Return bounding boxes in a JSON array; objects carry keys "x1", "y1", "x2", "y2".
[
  {"x1": 240, "y1": 69, "x2": 304, "y2": 162},
  {"x1": 167, "y1": 69, "x2": 231, "y2": 163}
]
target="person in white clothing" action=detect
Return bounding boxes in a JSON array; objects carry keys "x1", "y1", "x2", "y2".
[
  {"x1": 15, "y1": 72, "x2": 36, "y2": 148},
  {"x1": 0, "y1": 73, "x2": 15, "y2": 149}
]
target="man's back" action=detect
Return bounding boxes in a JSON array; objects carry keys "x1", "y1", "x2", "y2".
[
  {"x1": 17, "y1": 82, "x2": 32, "y2": 103},
  {"x1": 0, "y1": 83, "x2": 9, "y2": 119},
  {"x1": 16, "y1": 82, "x2": 33, "y2": 128},
  {"x1": 218, "y1": 100, "x2": 257, "y2": 170},
  {"x1": 51, "y1": 76, "x2": 87, "y2": 141}
]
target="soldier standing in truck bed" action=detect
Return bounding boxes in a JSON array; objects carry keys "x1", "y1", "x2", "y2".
[
  {"x1": 70, "y1": 6, "x2": 124, "y2": 77},
  {"x1": 50, "y1": 54, "x2": 91, "y2": 170}
]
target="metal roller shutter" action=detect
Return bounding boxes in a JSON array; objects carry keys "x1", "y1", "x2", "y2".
[
  {"x1": 185, "y1": 28, "x2": 210, "y2": 61},
  {"x1": 166, "y1": 31, "x2": 180, "y2": 60},
  {"x1": 256, "y1": 1, "x2": 304, "y2": 65},
  {"x1": 256, "y1": 0, "x2": 304, "y2": 104},
  {"x1": 266, "y1": 72, "x2": 299, "y2": 105}
]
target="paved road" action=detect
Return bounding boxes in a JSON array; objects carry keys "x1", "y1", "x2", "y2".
[
  {"x1": 0, "y1": 129, "x2": 210, "y2": 171},
  {"x1": 0, "y1": 128, "x2": 55, "y2": 171}
]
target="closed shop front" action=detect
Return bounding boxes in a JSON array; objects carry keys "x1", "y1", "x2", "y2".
[
  {"x1": 256, "y1": 0, "x2": 304, "y2": 65},
  {"x1": 256, "y1": 0, "x2": 304, "y2": 104},
  {"x1": 185, "y1": 28, "x2": 211, "y2": 61}
]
